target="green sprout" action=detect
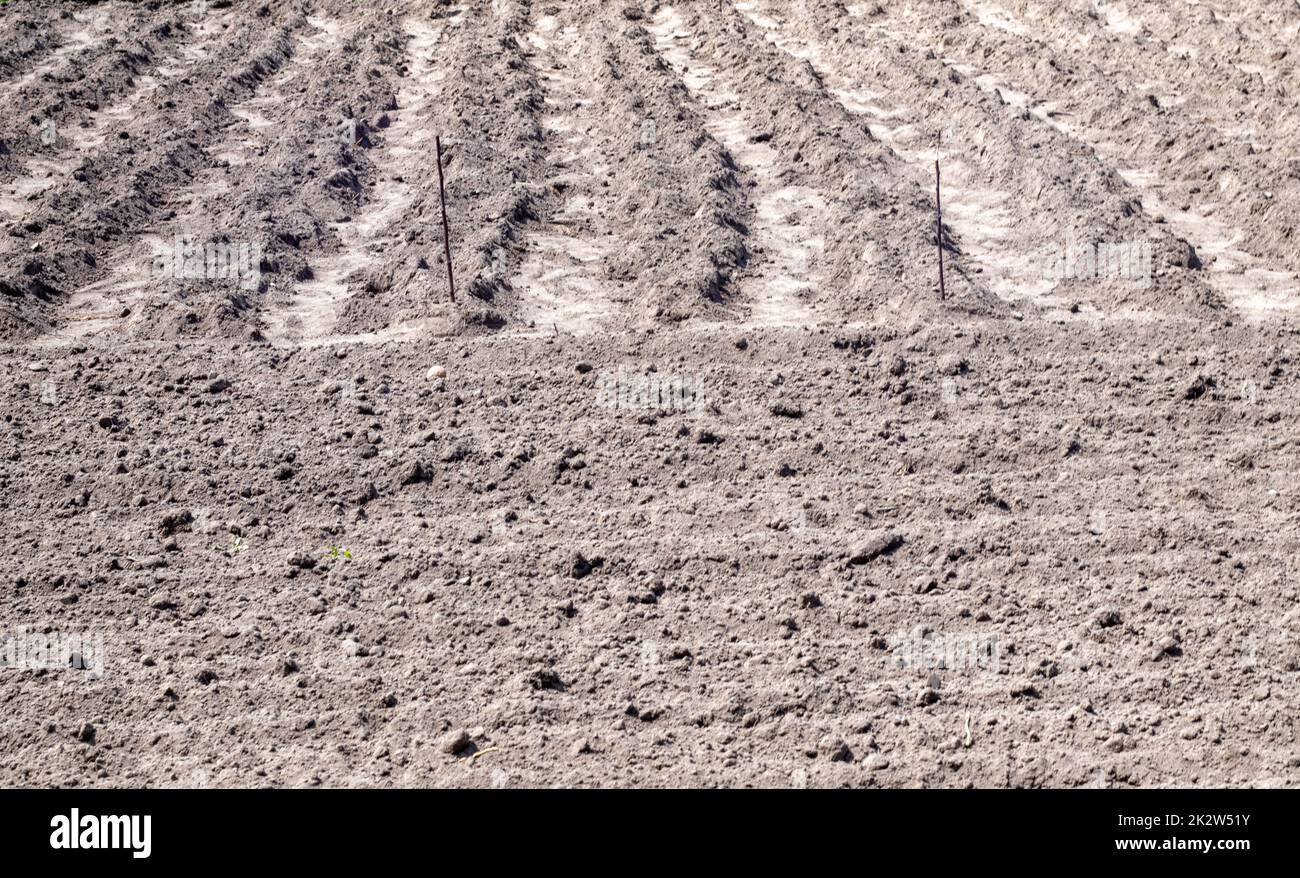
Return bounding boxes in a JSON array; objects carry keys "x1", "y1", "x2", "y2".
[
  {"x1": 325, "y1": 546, "x2": 353, "y2": 562},
  {"x1": 210, "y1": 536, "x2": 247, "y2": 556}
]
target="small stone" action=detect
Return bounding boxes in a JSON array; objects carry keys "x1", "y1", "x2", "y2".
[
  {"x1": 817, "y1": 734, "x2": 852, "y2": 762},
  {"x1": 912, "y1": 576, "x2": 938, "y2": 595},
  {"x1": 939, "y1": 355, "x2": 968, "y2": 376},
  {"x1": 440, "y1": 728, "x2": 471, "y2": 754},
  {"x1": 862, "y1": 753, "x2": 890, "y2": 771},
  {"x1": 770, "y1": 399, "x2": 804, "y2": 418},
  {"x1": 1094, "y1": 608, "x2": 1122, "y2": 628},
  {"x1": 76, "y1": 722, "x2": 96, "y2": 744},
  {"x1": 399, "y1": 461, "x2": 429, "y2": 486},
  {"x1": 1184, "y1": 375, "x2": 1215, "y2": 401},
  {"x1": 426, "y1": 364, "x2": 447, "y2": 380},
  {"x1": 849, "y1": 530, "x2": 902, "y2": 564},
  {"x1": 1010, "y1": 681, "x2": 1040, "y2": 699},
  {"x1": 148, "y1": 593, "x2": 177, "y2": 611},
  {"x1": 1155, "y1": 635, "x2": 1182, "y2": 659},
  {"x1": 570, "y1": 552, "x2": 594, "y2": 579}
]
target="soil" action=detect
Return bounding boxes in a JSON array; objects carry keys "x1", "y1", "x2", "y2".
[{"x1": 0, "y1": 0, "x2": 1298, "y2": 788}]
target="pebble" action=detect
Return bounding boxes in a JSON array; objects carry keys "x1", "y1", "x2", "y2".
[
  {"x1": 769, "y1": 399, "x2": 804, "y2": 418},
  {"x1": 426, "y1": 364, "x2": 447, "y2": 380},
  {"x1": 148, "y1": 593, "x2": 177, "y2": 611},
  {"x1": 862, "y1": 753, "x2": 890, "y2": 771},
  {"x1": 849, "y1": 530, "x2": 902, "y2": 564},
  {"x1": 1094, "y1": 608, "x2": 1122, "y2": 628},
  {"x1": 440, "y1": 728, "x2": 471, "y2": 754},
  {"x1": 817, "y1": 734, "x2": 852, "y2": 762}
]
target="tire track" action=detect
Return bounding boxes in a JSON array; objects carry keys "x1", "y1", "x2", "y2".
[
  {"x1": 264, "y1": 10, "x2": 463, "y2": 347},
  {"x1": 647, "y1": 7, "x2": 822, "y2": 329},
  {"x1": 926, "y1": 0, "x2": 1300, "y2": 315},
  {"x1": 0, "y1": 6, "x2": 238, "y2": 223},
  {"x1": 24, "y1": 15, "x2": 310, "y2": 344},
  {"x1": 572, "y1": 8, "x2": 749, "y2": 326},
  {"x1": 3, "y1": 4, "x2": 114, "y2": 94},
  {"x1": 735, "y1": 0, "x2": 1059, "y2": 314},
  {"x1": 508, "y1": 10, "x2": 616, "y2": 336},
  {"x1": 752, "y1": 0, "x2": 1205, "y2": 319},
  {"x1": 326, "y1": 1, "x2": 549, "y2": 339},
  {"x1": 649, "y1": 1, "x2": 1005, "y2": 322},
  {"x1": 0, "y1": 8, "x2": 63, "y2": 86}
]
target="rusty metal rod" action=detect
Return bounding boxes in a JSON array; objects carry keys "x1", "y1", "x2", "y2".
[
  {"x1": 935, "y1": 159, "x2": 945, "y2": 301},
  {"x1": 435, "y1": 135, "x2": 455, "y2": 303}
]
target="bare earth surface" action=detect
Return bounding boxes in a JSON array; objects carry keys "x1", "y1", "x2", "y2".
[{"x1": 1, "y1": 0, "x2": 1299, "y2": 788}]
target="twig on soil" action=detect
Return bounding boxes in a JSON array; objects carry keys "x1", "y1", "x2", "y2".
[
  {"x1": 935, "y1": 159, "x2": 945, "y2": 301},
  {"x1": 435, "y1": 135, "x2": 455, "y2": 303}
]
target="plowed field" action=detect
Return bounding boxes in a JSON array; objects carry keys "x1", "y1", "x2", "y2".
[{"x1": 2, "y1": 0, "x2": 1298, "y2": 788}]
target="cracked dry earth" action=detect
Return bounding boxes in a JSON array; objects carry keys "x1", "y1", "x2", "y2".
[{"x1": 1, "y1": 0, "x2": 1299, "y2": 788}]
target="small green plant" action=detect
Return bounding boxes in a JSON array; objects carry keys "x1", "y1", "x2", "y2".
[
  {"x1": 210, "y1": 536, "x2": 247, "y2": 557},
  {"x1": 324, "y1": 546, "x2": 353, "y2": 562}
]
